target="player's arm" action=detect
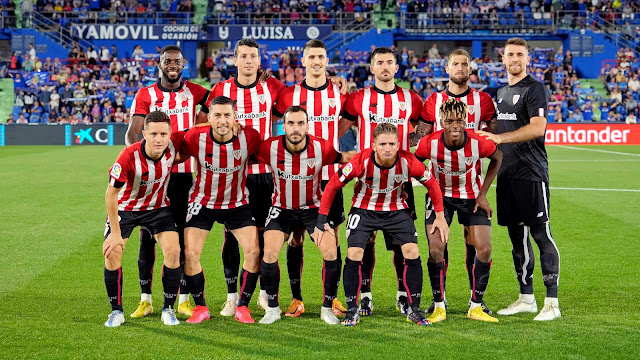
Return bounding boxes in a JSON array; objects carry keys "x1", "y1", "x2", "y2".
[
  {"x1": 409, "y1": 120, "x2": 433, "y2": 147},
  {"x1": 338, "y1": 92, "x2": 359, "y2": 137},
  {"x1": 478, "y1": 115, "x2": 545, "y2": 144},
  {"x1": 312, "y1": 171, "x2": 349, "y2": 245},
  {"x1": 104, "y1": 184, "x2": 125, "y2": 257},
  {"x1": 125, "y1": 115, "x2": 145, "y2": 146},
  {"x1": 328, "y1": 76, "x2": 349, "y2": 95},
  {"x1": 474, "y1": 148, "x2": 502, "y2": 219},
  {"x1": 338, "y1": 151, "x2": 354, "y2": 163},
  {"x1": 486, "y1": 113, "x2": 498, "y2": 133},
  {"x1": 412, "y1": 159, "x2": 449, "y2": 243}
]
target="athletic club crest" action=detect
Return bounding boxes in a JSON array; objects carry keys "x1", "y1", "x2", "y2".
[
  {"x1": 178, "y1": 92, "x2": 187, "y2": 102},
  {"x1": 233, "y1": 150, "x2": 242, "y2": 160},
  {"x1": 307, "y1": 159, "x2": 316, "y2": 168},
  {"x1": 398, "y1": 102, "x2": 406, "y2": 111},
  {"x1": 513, "y1": 95, "x2": 520, "y2": 104},
  {"x1": 468, "y1": 107, "x2": 475, "y2": 115},
  {"x1": 258, "y1": 94, "x2": 266, "y2": 104},
  {"x1": 328, "y1": 98, "x2": 336, "y2": 108},
  {"x1": 394, "y1": 174, "x2": 404, "y2": 183},
  {"x1": 464, "y1": 156, "x2": 475, "y2": 166}
]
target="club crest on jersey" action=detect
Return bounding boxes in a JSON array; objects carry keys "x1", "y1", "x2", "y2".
[
  {"x1": 398, "y1": 102, "x2": 406, "y2": 111},
  {"x1": 110, "y1": 163, "x2": 122, "y2": 178},
  {"x1": 394, "y1": 174, "x2": 406, "y2": 183},
  {"x1": 307, "y1": 159, "x2": 316, "y2": 168},
  {"x1": 258, "y1": 94, "x2": 266, "y2": 104},
  {"x1": 233, "y1": 150, "x2": 242, "y2": 160},
  {"x1": 468, "y1": 107, "x2": 475, "y2": 115},
  {"x1": 178, "y1": 93, "x2": 187, "y2": 102},
  {"x1": 513, "y1": 95, "x2": 520, "y2": 104},
  {"x1": 464, "y1": 156, "x2": 476, "y2": 166},
  {"x1": 328, "y1": 99, "x2": 336, "y2": 108}
]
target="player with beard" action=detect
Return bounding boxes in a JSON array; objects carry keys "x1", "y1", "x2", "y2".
[
  {"x1": 477, "y1": 38, "x2": 561, "y2": 321},
  {"x1": 417, "y1": 49, "x2": 497, "y2": 315},
  {"x1": 273, "y1": 40, "x2": 350, "y2": 318},
  {"x1": 341, "y1": 47, "x2": 426, "y2": 317},
  {"x1": 125, "y1": 45, "x2": 209, "y2": 319}
]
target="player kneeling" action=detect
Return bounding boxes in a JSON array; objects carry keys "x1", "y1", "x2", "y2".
[
  {"x1": 415, "y1": 99, "x2": 503, "y2": 323},
  {"x1": 103, "y1": 111, "x2": 184, "y2": 327},
  {"x1": 180, "y1": 96, "x2": 262, "y2": 324},
  {"x1": 317, "y1": 123, "x2": 449, "y2": 326}
]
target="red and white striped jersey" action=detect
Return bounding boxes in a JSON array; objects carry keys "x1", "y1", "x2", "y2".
[
  {"x1": 255, "y1": 135, "x2": 341, "y2": 210},
  {"x1": 207, "y1": 76, "x2": 286, "y2": 175},
  {"x1": 274, "y1": 80, "x2": 348, "y2": 180},
  {"x1": 181, "y1": 126, "x2": 262, "y2": 210},
  {"x1": 108, "y1": 132, "x2": 184, "y2": 212},
  {"x1": 421, "y1": 88, "x2": 496, "y2": 132},
  {"x1": 319, "y1": 148, "x2": 443, "y2": 214},
  {"x1": 415, "y1": 129, "x2": 497, "y2": 199},
  {"x1": 130, "y1": 81, "x2": 209, "y2": 174},
  {"x1": 343, "y1": 85, "x2": 423, "y2": 152}
]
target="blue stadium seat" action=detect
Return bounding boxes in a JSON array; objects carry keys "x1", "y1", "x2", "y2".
[
  {"x1": 40, "y1": 113, "x2": 49, "y2": 123},
  {"x1": 29, "y1": 114, "x2": 40, "y2": 123}
]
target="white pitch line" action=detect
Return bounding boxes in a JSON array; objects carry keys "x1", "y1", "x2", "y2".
[
  {"x1": 487, "y1": 184, "x2": 640, "y2": 192},
  {"x1": 554, "y1": 145, "x2": 640, "y2": 157},
  {"x1": 549, "y1": 159, "x2": 640, "y2": 162}
]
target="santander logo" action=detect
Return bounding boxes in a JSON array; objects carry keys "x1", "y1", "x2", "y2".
[{"x1": 546, "y1": 126, "x2": 632, "y2": 145}]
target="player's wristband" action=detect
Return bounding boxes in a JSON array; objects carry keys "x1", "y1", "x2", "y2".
[{"x1": 316, "y1": 213, "x2": 329, "y2": 231}]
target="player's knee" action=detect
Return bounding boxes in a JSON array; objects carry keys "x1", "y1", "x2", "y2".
[
  {"x1": 263, "y1": 248, "x2": 279, "y2": 263},
  {"x1": 163, "y1": 244, "x2": 181, "y2": 267},
  {"x1": 184, "y1": 246, "x2": 201, "y2": 265},
  {"x1": 243, "y1": 246, "x2": 260, "y2": 262},
  {"x1": 347, "y1": 247, "x2": 364, "y2": 261},
  {"x1": 475, "y1": 242, "x2": 492, "y2": 262},
  {"x1": 428, "y1": 247, "x2": 444, "y2": 263},
  {"x1": 401, "y1": 243, "x2": 420, "y2": 259}
]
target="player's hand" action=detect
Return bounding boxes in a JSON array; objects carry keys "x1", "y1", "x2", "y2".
[
  {"x1": 313, "y1": 223, "x2": 335, "y2": 247},
  {"x1": 430, "y1": 212, "x2": 449, "y2": 243},
  {"x1": 474, "y1": 195, "x2": 493, "y2": 220},
  {"x1": 103, "y1": 233, "x2": 125, "y2": 258},
  {"x1": 329, "y1": 76, "x2": 349, "y2": 94},
  {"x1": 476, "y1": 130, "x2": 503, "y2": 144},
  {"x1": 231, "y1": 121, "x2": 243, "y2": 136}
]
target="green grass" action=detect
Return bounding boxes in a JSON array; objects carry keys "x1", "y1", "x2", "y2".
[{"x1": 1, "y1": 145, "x2": 639, "y2": 359}]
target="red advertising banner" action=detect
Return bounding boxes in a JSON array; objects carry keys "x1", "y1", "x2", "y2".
[{"x1": 545, "y1": 123, "x2": 640, "y2": 145}]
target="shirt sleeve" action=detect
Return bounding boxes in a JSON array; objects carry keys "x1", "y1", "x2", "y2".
[
  {"x1": 109, "y1": 149, "x2": 130, "y2": 188},
  {"x1": 524, "y1": 81, "x2": 549, "y2": 119},
  {"x1": 170, "y1": 130, "x2": 186, "y2": 153},
  {"x1": 320, "y1": 138, "x2": 342, "y2": 165},
  {"x1": 180, "y1": 128, "x2": 198, "y2": 157},
  {"x1": 409, "y1": 155, "x2": 443, "y2": 212},
  {"x1": 245, "y1": 127, "x2": 263, "y2": 155},
  {"x1": 318, "y1": 153, "x2": 362, "y2": 215},
  {"x1": 420, "y1": 93, "x2": 437, "y2": 123},
  {"x1": 479, "y1": 92, "x2": 496, "y2": 124},
  {"x1": 204, "y1": 82, "x2": 222, "y2": 108},
  {"x1": 410, "y1": 91, "x2": 424, "y2": 122},
  {"x1": 342, "y1": 91, "x2": 360, "y2": 122},
  {"x1": 130, "y1": 88, "x2": 150, "y2": 118},
  {"x1": 413, "y1": 134, "x2": 432, "y2": 162},
  {"x1": 254, "y1": 138, "x2": 272, "y2": 165},
  {"x1": 272, "y1": 86, "x2": 291, "y2": 118},
  {"x1": 478, "y1": 134, "x2": 497, "y2": 158}
]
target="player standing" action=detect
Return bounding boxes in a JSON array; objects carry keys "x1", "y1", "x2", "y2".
[
  {"x1": 126, "y1": 45, "x2": 209, "y2": 319},
  {"x1": 478, "y1": 37, "x2": 561, "y2": 321},
  {"x1": 255, "y1": 106, "x2": 353, "y2": 325},
  {"x1": 419, "y1": 48, "x2": 497, "y2": 315},
  {"x1": 341, "y1": 47, "x2": 426, "y2": 315},
  {"x1": 317, "y1": 123, "x2": 449, "y2": 326},
  {"x1": 179, "y1": 96, "x2": 262, "y2": 324},
  {"x1": 206, "y1": 39, "x2": 286, "y2": 315},
  {"x1": 415, "y1": 99, "x2": 502, "y2": 323},
  {"x1": 273, "y1": 39, "x2": 349, "y2": 317},
  {"x1": 103, "y1": 111, "x2": 184, "y2": 327}
]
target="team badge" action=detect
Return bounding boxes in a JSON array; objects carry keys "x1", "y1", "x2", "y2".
[
  {"x1": 328, "y1": 99, "x2": 336, "y2": 108},
  {"x1": 398, "y1": 102, "x2": 406, "y2": 111},
  {"x1": 307, "y1": 159, "x2": 316, "y2": 168},
  {"x1": 110, "y1": 163, "x2": 122, "y2": 178},
  {"x1": 233, "y1": 150, "x2": 242, "y2": 160},
  {"x1": 513, "y1": 95, "x2": 520, "y2": 104},
  {"x1": 178, "y1": 93, "x2": 187, "y2": 102},
  {"x1": 342, "y1": 163, "x2": 353, "y2": 176},
  {"x1": 395, "y1": 174, "x2": 404, "y2": 183},
  {"x1": 464, "y1": 156, "x2": 476, "y2": 166},
  {"x1": 468, "y1": 107, "x2": 475, "y2": 115},
  {"x1": 258, "y1": 94, "x2": 266, "y2": 104}
]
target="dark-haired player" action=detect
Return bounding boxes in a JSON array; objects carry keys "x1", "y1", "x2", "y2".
[
  {"x1": 103, "y1": 111, "x2": 184, "y2": 327},
  {"x1": 126, "y1": 45, "x2": 210, "y2": 319},
  {"x1": 415, "y1": 98, "x2": 502, "y2": 323},
  {"x1": 317, "y1": 123, "x2": 449, "y2": 326},
  {"x1": 478, "y1": 37, "x2": 561, "y2": 321}
]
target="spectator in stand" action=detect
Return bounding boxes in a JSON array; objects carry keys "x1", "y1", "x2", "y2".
[
  {"x1": 113, "y1": 106, "x2": 125, "y2": 123},
  {"x1": 23, "y1": 90, "x2": 35, "y2": 113},
  {"x1": 49, "y1": 89, "x2": 60, "y2": 115},
  {"x1": 17, "y1": 114, "x2": 28, "y2": 124},
  {"x1": 625, "y1": 97, "x2": 638, "y2": 117},
  {"x1": 99, "y1": 45, "x2": 111, "y2": 65},
  {"x1": 626, "y1": 112, "x2": 637, "y2": 124},
  {"x1": 428, "y1": 43, "x2": 441, "y2": 60},
  {"x1": 582, "y1": 101, "x2": 595, "y2": 121},
  {"x1": 573, "y1": 107, "x2": 584, "y2": 122}
]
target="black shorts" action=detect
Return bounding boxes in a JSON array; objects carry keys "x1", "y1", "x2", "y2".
[
  {"x1": 404, "y1": 182, "x2": 417, "y2": 220},
  {"x1": 104, "y1": 207, "x2": 177, "y2": 240},
  {"x1": 321, "y1": 180, "x2": 345, "y2": 227},
  {"x1": 425, "y1": 195, "x2": 491, "y2": 227},
  {"x1": 496, "y1": 178, "x2": 550, "y2": 226},
  {"x1": 264, "y1": 207, "x2": 318, "y2": 238},
  {"x1": 247, "y1": 173, "x2": 275, "y2": 228},
  {"x1": 167, "y1": 172, "x2": 193, "y2": 230},
  {"x1": 185, "y1": 204, "x2": 256, "y2": 231},
  {"x1": 345, "y1": 208, "x2": 418, "y2": 250}
]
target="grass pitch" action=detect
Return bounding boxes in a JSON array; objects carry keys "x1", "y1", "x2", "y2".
[{"x1": 0, "y1": 145, "x2": 639, "y2": 359}]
